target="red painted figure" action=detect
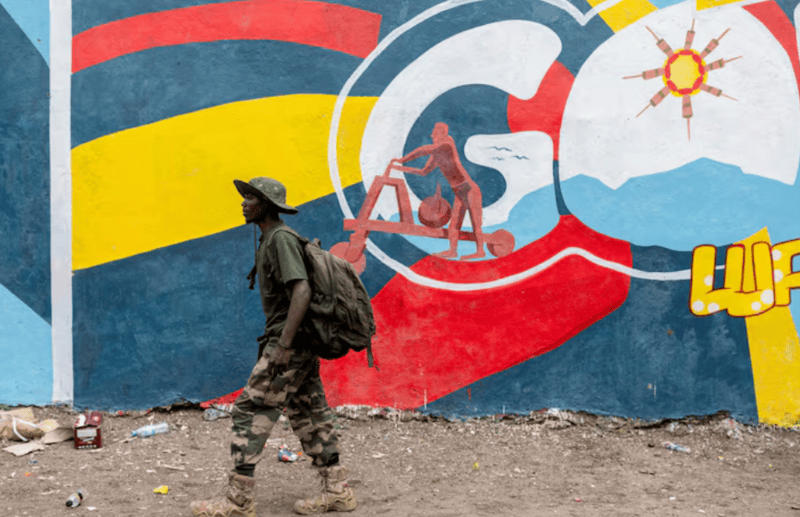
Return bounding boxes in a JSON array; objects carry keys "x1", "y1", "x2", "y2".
[{"x1": 393, "y1": 122, "x2": 486, "y2": 260}]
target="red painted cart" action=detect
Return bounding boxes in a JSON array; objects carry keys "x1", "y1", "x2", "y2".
[{"x1": 330, "y1": 163, "x2": 515, "y2": 273}]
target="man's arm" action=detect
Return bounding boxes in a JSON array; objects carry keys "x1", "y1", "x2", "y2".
[
  {"x1": 278, "y1": 279, "x2": 311, "y2": 350},
  {"x1": 394, "y1": 144, "x2": 442, "y2": 175},
  {"x1": 397, "y1": 142, "x2": 444, "y2": 163}
]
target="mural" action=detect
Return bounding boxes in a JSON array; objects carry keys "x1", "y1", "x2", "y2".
[
  {"x1": 1, "y1": 0, "x2": 793, "y2": 425},
  {"x1": 0, "y1": 0, "x2": 52, "y2": 406}
]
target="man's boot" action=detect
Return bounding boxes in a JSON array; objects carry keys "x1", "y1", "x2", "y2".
[
  {"x1": 190, "y1": 472, "x2": 256, "y2": 517},
  {"x1": 293, "y1": 465, "x2": 357, "y2": 514}
]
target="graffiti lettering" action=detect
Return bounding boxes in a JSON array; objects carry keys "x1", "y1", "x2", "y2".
[{"x1": 690, "y1": 239, "x2": 800, "y2": 317}]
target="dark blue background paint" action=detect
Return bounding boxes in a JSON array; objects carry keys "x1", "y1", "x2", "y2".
[
  {"x1": 402, "y1": 85, "x2": 509, "y2": 208},
  {"x1": 553, "y1": 161, "x2": 571, "y2": 216},
  {"x1": 72, "y1": 185, "x2": 416, "y2": 409},
  {"x1": 424, "y1": 246, "x2": 758, "y2": 422},
  {"x1": 0, "y1": 4, "x2": 50, "y2": 323}
]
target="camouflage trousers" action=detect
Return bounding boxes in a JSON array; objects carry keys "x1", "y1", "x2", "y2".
[{"x1": 231, "y1": 339, "x2": 339, "y2": 470}]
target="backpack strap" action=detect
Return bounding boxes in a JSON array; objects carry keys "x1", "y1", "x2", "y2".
[{"x1": 247, "y1": 226, "x2": 309, "y2": 290}]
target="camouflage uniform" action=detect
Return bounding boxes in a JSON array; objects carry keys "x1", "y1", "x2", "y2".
[
  {"x1": 231, "y1": 221, "x2": 339, "y2": 472},
  {"x1": 192, "y1": 178, "x2": 354, "y2": 516}
]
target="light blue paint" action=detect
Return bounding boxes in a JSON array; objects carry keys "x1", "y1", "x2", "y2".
[
  {"x1": 0, "y1": 283, "x2": 52, "y2": 406},
  {"x1": 560, "y1": 158, "x2": 800, "y2": 252},
  {"x1": 0, "y1": 0, "x2": 49, "y2": 64},
  {"x1": 392, "y1": 185, "x2": 560, "y2": 259},
  {"x1": 647, "y1": 0, "x2": 684, "y2": 9}
]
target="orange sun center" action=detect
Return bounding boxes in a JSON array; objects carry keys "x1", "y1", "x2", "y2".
[{"x1": 664, "y1": 49, "x2": 707, "y2": 96}]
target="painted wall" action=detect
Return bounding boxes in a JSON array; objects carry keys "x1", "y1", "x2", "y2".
[
  {"x1": 0, "y1": 0, "x2": 52, "y2": 406},
  {"x1": 3, "y1": 0, "x2": 799, "y2": 426}
]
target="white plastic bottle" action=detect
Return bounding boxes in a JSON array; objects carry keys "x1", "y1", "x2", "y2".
[
  {"x1": 131, "y1": 422, "x2": 169, "y2": 438},
  {"x1": 65, "y1": 489, "x2": 84, "y2": 507}
]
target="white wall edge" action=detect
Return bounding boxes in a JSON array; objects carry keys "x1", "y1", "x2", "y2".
[{"x1": 49, "y1": 0, "x2": 73, "y2": 404}]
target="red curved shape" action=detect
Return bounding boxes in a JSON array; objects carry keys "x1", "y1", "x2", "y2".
[
  {"x1": 72, "y1": 0, "x2": 382, "y2": 73},
  {"x1": 320, "y1": 215, "x2": 632, "y2": 409},
  {"x1": 507, "y1": 61, "x2": 574, "y2": 161},
  {"x1": 744, "y1": 1, "x2": 800, "y2": 98}
]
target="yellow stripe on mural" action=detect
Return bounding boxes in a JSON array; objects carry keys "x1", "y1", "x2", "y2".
[
  {"x1": 696, "y1": 0, "x2": 748, "y2": 11},
  {"x1": 72, "y1": 94, "x2": 377, "y2": 271},
  {"x1": 739, "y1": 229, "x2": 800, "y2": 426},
  {"x1": 585, "y1": 0, "x2": 657, "y2": 32}
]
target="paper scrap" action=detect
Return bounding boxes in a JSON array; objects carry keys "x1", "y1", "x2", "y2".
[
  {"x1": 3, "y1": 440, "x2": 46, "y2": 456},
  {"x1": 43, "y1": 427, "x2": 74, "y2": 444}
]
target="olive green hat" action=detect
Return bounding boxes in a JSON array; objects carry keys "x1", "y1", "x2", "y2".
[{"x1": 234, "y1": 177, "x2": 298, "y2": 214}]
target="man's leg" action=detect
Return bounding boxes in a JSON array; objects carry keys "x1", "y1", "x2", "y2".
[
  {"x1": 190, "y1": 343, "x2": 314, "y2": 516},
  {"x1": 461, "y1": 185, "x2": 485, "y2": 260},
  {"x1": 287, "y1": 358, "x2": 339, "y2": 467},
  {"x1": 436, "y1": 197, "x2": 466, "y2": 259},
  {"x1": 230, "y1": 395, "x2": 282, "y2": 476},
  {"x1": 289, "y1": 358, "x2": 356, "y2": 514},
  {"x1": 189, "y1": 394, "x2": 270, "y2": 516}
]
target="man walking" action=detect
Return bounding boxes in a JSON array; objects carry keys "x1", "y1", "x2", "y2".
[{"x1": 190, "y1": 177, "x2": 356, "y2": 516}]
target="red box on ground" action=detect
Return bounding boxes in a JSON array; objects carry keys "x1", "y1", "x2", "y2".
[{"x1": 73, "y1": 411, "x2": 103, "y2": 449}]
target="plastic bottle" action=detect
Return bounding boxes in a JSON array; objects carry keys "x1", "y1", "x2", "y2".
[
  {"x1": 662, "y1": 441, "x2": 691, "y2": 453},
  {"x1": 278, "y1": 444, "x2": 301, "y2": 462},
  {"x1": 66, "y1": 489, "x2": 84, "y2": 507},
  {"x1": 131, "y1": 422, "x2": 169, "y2": 438}
]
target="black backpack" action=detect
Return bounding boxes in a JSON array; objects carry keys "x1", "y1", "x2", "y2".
[{"x1": 248, "y1": 228, "x2": 377, "y2": 367}]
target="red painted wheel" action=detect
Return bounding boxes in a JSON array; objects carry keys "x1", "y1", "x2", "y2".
[
  {"x1": 486, "y1": 229, "x2": 515, "y2": 258},
  {"x1": 330, "y1": 242, "x2": 366, "y2": 274},
  {"x1": 418, "y1": 186, "x2": 452, "y2": 228}
]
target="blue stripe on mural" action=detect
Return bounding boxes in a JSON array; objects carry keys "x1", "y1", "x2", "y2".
[
  {"x1": 560, "y1": 158, "x2": 800, "y2": 252},
  {"x1": 0, "y1": 284, "x2": 52, "y2": 406},
  {"x1": 71, "y1": 41, "x2": 363, "y2": 147},
  {"x1": 0, "y1": 0, "x2": 49, "y2": 63},
  {"x1": 72, "y1": 184, "x2": 423, "y2": 410},
  {"x1": 0, "y1": 4, "x2": 50, "y2": 323},
  {"x1": 424, "y1": 246, "x2": 757, "y2": 421},
  {"x1": 0, "y1": 284, "x2": 52, "y2": 405}
]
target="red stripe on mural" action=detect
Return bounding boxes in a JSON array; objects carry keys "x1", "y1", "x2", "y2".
[
  {"x1": 72, "y1": 0, "x2": 381, "y2": 73},
  {"x1": 507, "y1": 61, "x2": 574, "y2": 161},
  {"x1": 743, "y1": 1, "x2": 800, "y2": 99},
  {"x1": 320, "y1": 215, "x2": 632, "y2": 409}
]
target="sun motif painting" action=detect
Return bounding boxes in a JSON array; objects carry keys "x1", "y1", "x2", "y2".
[{"x1": 626, "y1": 21, "x2": 741, "y2": 140}]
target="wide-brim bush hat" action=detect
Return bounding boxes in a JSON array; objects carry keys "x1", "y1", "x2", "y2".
[{"x1": 234, "y1": 177, "x2": 298, "y2": 214}]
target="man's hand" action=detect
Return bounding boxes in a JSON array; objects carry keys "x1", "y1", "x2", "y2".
[{"x1": 270, "y1": 344, "x2": 292, "y2": 366}]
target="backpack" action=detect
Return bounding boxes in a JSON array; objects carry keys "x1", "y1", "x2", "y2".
[{"x1": 248, "y1": 227, "x2": 377, "y2": 368}]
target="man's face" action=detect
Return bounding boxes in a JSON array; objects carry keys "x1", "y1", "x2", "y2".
[{"x1": 241, "y1": 193, "x2": 266, "y2": 223}]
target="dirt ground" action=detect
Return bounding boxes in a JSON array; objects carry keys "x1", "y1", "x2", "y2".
[{"x1": 1, "y1": 405, "x2": 799, "y2": 517}]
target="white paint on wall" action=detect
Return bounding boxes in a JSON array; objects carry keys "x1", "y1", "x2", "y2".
[
  {"x1": 559, "y1": 2, "x2": 800, "y2": 189},
  {"x1": 464, "y1": 131, "x2": 555, "y2": 227},
  {"x1": 50, "y1": 0, "x2": 73, "y2": 404}
]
